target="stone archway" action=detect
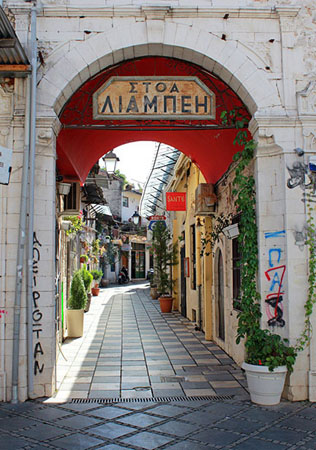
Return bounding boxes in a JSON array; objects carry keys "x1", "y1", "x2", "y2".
[{"x1": 37, "y1": 21, "x2": 281, "y2": 118}]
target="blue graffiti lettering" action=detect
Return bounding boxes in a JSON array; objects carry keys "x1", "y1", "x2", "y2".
[{"x1": 268, "y1": 248, "x2": 282, "y2": 267}]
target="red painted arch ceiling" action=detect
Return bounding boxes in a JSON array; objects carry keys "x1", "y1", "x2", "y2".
[{"x1": 57, "y1": 57, "x2": 250, "y2": 184}]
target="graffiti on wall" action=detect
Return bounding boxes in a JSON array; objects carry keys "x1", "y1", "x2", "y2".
[
  {"x1": 286, "y1": 162, "x2": 308, "y2": 189},
  {"x1": 32, "y1": 232, "x2": 44, "y2": 376},
  {"x1": 0, "y1": 310, "x2": 7, "y2": 319},
  {"x1": 264, "y1": 230, "x2": 286, "y2": 327}
]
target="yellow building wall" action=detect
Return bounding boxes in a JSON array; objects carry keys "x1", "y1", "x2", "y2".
[
  {"x1": 171, "y1": 159, "x2": 212, "y2": 335},
  {"x1": 170, "y1": 156, "x2": 251, "y2": 365}
]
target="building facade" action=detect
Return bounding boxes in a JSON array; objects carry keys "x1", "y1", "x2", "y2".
[{"x1": 0, "y1": 0, "x2": 315, "y2": 402}]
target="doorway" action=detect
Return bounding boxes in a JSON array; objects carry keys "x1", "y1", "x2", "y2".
[
  {"x1": 216, "y1": 249, "x2": 225, "y2": 341},
  {"x1": 180, "y1": 244, "x2": 187, "y2": 318},
  {"x1": 131, "y1": 243, "x2": 146, "y2": 279}
]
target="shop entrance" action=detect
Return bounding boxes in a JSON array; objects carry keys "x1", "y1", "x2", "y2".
[{"x1": 131, "y1": 244, "x2": 146, "y2": 279}]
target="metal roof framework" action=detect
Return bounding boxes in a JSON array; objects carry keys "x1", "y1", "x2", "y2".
[
  {"x1": 0, "y1": 7, "x2": 30, "y2": 76},
  {"x1": 140, "y1": 143, "x2": 180, "y2": 218}
]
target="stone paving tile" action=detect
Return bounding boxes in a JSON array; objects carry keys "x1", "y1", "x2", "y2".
[
  {"x1": 54, "y1": 283, "x2": 250, "y2": 401},
  {"x1": 50, "y1": 433, "x2": 105, "y2": 449},
  {"x1": 121, "y1": 430, "x2": 174, "y2": 449},
  {"x1": 1, "y1": 434, "x2": 36, "y2": 450}
]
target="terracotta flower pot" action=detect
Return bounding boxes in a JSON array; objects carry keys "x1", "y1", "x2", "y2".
[
  {"x1": 91, "y1": 287, "x2": 100, "y2": 296},
  {"x1": 159, "y1": 296, "x2": 173, "y2": 313}
]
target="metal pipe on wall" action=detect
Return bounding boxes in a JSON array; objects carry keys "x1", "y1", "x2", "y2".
[
  {"x1": 11, "y1": 1, "x2": 37, "y2": 402},
  {"x1": 26, "y1": 4, "x2": 38, "y2": 399},
  {"x1": 11, "y1": 76, "x2": 31, "y2": 403},
  {"x1": 0, "y1": 188, "x2": 7, "y2": 401}
]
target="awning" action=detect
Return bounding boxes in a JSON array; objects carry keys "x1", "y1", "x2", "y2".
[
  {"x1": 140, "y1": 143, "x2": 180, "y2": 217},
  {"x1": 91, "y1": 203, "x2": 112, "y2": 218},
  {"x1": 0, "y1": 7, "x2": 30, "y2": 76}
]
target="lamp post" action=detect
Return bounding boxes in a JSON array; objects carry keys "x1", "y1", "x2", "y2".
[
  {"x1": 131, "y1": 210, "x2": 141, "y2": 227},
  {"x1": 102, "y1": 151, "x2": 120, "y2": 174}
]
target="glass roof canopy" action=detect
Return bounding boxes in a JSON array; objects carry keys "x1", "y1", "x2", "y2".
[{"x1": 140, "y1": 143, "x2": 180, "y2": 218}]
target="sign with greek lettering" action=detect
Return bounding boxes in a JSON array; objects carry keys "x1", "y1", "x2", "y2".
[{"x1": 93, "y1": 77, "x2": 215, "y2": 120}]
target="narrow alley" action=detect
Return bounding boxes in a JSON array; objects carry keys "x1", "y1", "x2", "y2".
[
  {"x1": 2, "y1": 283, "x2": 316, "y2": 449},
  {"x1": 56, "y1": 283, "x2": 248, "y2": 401}
]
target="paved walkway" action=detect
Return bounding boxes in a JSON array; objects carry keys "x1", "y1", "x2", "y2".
[
  {"x1": 2, "y1": 284, "x2": 316, "y2": 449},
  {"x1": 55, "y1": 282, "x2": 248, "y2": 401}
]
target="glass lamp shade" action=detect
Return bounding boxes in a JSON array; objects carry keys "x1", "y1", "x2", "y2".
[
  {"x1": 132, "y1": 211, "x2": 140, "y2": 225},
  {"x1": 103, "y1": 151, "x2": 119, "y2": 173}
]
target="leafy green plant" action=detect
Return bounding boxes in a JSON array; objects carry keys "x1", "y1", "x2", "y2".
[
  {"x1": 245, "y1": 328, "x2": 297, "y2": 372},
  {"x1": 79, "y1": 265, "x2": 93, "y2": 293},
  {"x1": 151, "y1": 221, "x2": 178, "y2": 296},
  {"x1": 68, "y1": 270, "x2": 87, "y2": 310},
  {"x1": 90, "y1": 269, "x2": 103, "y2": 282},
  {"x1": 64, "y1": 213, "x2": 84, "y2": 236},
  {"x1": 92, "y1": 239, "x2": 100, "y2": 256}
]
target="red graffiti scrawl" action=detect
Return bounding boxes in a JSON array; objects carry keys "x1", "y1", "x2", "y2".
[{"x1": 264, "y1": 265, "x2": 286, "y2": 327}]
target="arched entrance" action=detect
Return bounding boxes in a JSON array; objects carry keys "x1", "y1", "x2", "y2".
[{"x1": 53, "y1": 54, "x2": 250, "y2": 399}]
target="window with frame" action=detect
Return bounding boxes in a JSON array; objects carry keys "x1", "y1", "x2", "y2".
[
  {"x1": 190, "y1": 224, "x2": 196, "y2": 290},
  {"x1": 123, "y1": 196, "x2": 129, "y2": 207},
  {"x1": 232, "y1": 235, "x2": 241, "y2": 311}
]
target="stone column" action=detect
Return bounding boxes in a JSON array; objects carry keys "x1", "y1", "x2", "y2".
[
  {"x1": 31, "y1": 115, "x2": 60, "y2": 398},
  {"x1": 252, "y1": 115, "x2": 309, "y2": 401},
  {"x1": 297, "y1": 81, "x2": 316, "y2": 401},
  {"x1": 0, "y1": 79, "x2": 15, "y2": 402}
]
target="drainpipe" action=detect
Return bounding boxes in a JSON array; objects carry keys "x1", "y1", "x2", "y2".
[
  {"x1": 0, "y1": 188, "x2": 6, "y2": 401},
  {"x1": 11, "y1": 2, "x2": 37, "y2": 402},
  {"x1": 11, "y1": 77, "x2": 31, "y2": 403},
  {"x1": 26, "y1": 4, "x2": 38, "y2": 400}
]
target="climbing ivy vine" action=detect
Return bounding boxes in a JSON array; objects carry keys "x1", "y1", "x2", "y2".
[{"x1": 221, "y1": 109, "x2": 297, "y2": 372}]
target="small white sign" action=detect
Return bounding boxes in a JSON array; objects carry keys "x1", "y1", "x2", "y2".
[{"x1": 0, "y1": 146, "x2": 12, "y2": 185}]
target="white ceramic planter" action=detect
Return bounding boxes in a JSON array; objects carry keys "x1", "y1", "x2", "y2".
[
  {"x1": 66, "y1": 309, "x2": 84, "y2": 338},
  {"x1": 242, "y1": 362, "x2": 287, "y2": 405}
]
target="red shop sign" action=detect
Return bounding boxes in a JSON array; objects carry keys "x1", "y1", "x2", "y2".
[{"x1": 166, "y1": 192, "x2": 186, "y2": 211}]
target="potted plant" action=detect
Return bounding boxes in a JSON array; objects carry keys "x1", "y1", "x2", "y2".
[
  {"x1": 90, "y1": 269, "x2": 103, "y2": 296},
  {"x1": 151, "y1": 221, "x2": 177, "y2": 313},
  {"x1": 67, "y1": 270, "x2": 87, "y2": 337},
  {"x1": 241, "y1": 328, "x2": 297, "y2": 405},
  {"x1": 79, "y1": 265, "x2": 93, "y2": 311}
]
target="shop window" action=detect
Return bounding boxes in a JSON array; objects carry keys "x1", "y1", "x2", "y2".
[
  {"x1": 123, "y1": 196, "x2": 129, "y2": 207},
  {"x1": 63, "y1": 182, "x2": 80, "y2": 214},
  {"x1": 190, "y1": 224, "x2": 196, "y2": 290}
]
